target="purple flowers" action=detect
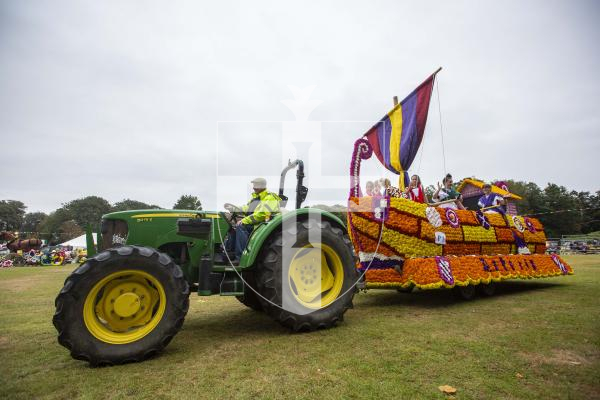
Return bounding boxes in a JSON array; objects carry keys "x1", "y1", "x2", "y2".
[{"x1": 476, "y1": 210, "x2": 491, "y2": 230}]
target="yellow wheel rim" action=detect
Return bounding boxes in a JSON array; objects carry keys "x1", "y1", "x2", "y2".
[
  {"x1": 83, "y1": 270, "x2": 166, "y2": 344},
  {"x1": 288, "y1": 244, "x2": 345, "y2": 309}
]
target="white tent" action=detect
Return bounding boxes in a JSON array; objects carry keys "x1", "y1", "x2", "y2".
[{"x1": 59, "y1": 233, "x2": 98, "y2": 248}]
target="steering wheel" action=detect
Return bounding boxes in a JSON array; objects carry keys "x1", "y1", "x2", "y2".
[{"x1": 221, "y1": 203, "x2": 243, "y2": 228}]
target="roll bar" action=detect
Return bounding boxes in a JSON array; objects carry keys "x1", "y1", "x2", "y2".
[{"x1": 278, "y1": 159, "x2": 308, "y2": 209}]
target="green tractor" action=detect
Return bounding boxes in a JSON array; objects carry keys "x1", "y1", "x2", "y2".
[{"x1": 53, "y1": 160, "x2": 358, "y2": 365}]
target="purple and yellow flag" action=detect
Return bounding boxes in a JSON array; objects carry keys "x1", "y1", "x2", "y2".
[{"x1": 364, "y1": 71, "x2": 438, "y2": 189}]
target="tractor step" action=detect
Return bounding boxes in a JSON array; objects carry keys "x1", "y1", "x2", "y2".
[
  {"x1": 197, "y1": 271, "x2": 245, "y2": 296},
  {"x1": 220, "y1": 271, "x2": 245, "y2": 296}
]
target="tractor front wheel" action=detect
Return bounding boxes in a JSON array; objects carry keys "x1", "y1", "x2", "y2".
[
  {"x1": 53, "y1": 246, "x2": 189, "y2": 366},
  {"x1": 255, "y1": 217, "x2": 357, "y2": 331}
]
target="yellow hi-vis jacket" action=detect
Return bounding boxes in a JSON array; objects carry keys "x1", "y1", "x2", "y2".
[{"x1": 240, "y1": 190, "x2": 281, "y2": 225}]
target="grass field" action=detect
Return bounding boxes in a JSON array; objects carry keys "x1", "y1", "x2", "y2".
[{"x1": 0, "y1": 255, "x2": 598, "y2": 399}]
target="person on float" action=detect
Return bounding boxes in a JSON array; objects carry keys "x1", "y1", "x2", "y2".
[
  {"x1": 365, "y1": 181, "x2": 375, "y2": 196},
  {"x1": 373, "y1": 180, "x2": 383, "y2": 196},
  {"x1": 382, "y1": 178, "x2": 402, "y2": 198},
  {"x1": 433, "y1": 173, "x2": 465, "y2": 209},
  {"x1": 478, "y1": 183, "x2": 510, "y2": 213},
  {"x1": 403, "y1": 174, "x2": 425, "y2": 203}
]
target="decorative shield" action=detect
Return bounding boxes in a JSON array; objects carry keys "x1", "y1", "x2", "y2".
[
  {"x1": 512, "y1": 216, "x2": 525, "y2": 233},
  {"x1": 524, "y1": 217, "x2": 536, "y2": 233},
  {"x1": 435, "y1": 256, "x2": 454, "y2": 285},
  {"x1": 445, "y1": 208, "x2": 460, "y2": 228},
  {"x1": 426, "y1": 207, "x2": 443, "y2": 228},
  {"x1": 551, "y1": 254, "x2": 569, "y2": 275}
]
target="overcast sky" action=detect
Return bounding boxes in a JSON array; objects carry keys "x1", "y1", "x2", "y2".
[{"x1": 1, "y1": 0, "x2": 599, "y2": 214}]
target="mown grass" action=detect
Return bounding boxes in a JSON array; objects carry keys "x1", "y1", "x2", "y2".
[{"x1": 0, "y1": 255, "x2": 598, "y2": 400}]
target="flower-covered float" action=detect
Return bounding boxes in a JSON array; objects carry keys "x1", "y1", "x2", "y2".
[{"x1": 346, "y1": 70, "x2": 572, "y2": 295}]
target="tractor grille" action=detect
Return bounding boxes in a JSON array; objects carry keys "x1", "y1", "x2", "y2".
[{"x1": 100, "y1": 219, "x2": 129, "y2": 250}]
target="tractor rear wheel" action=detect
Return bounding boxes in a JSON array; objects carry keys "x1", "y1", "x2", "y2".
[
  {"x1": 254, "y1": 217, "x2": 357, "y2": 331},
  {"x1": 53, "y1": 246, "x2": 189, "y2": 366}
]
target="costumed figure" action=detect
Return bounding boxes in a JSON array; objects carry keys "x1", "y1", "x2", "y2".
[
  {"x1": 365, "y1": 181, "x2": 375, "y2": 196},
  {"x1": 432, "y1": 173, "x2": 465, "y2": 209},
  {"x1": 478, "y1": 183, "x2": 509, "y2": 213},
  {"x1": 382, "y1": 178, "x2": 403, "y2": 198},
  {"x1": 404, "y1": 174, "x2": 425, "y2": 203}
]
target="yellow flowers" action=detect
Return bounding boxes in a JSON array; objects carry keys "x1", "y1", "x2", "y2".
[
  {"x1": 389, "y1": 197, "x2": 426, "y2": 218},
  {"x1": 462, "y1": 225, "x2": 497, "y2": 242},
  {"x1": 381, "y1": 229, "x2": 442, "y2": 258}
]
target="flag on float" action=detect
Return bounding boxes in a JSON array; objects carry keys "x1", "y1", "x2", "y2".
[{"x1": 364, "y1": 69, "x2": 439, "y2": 189}]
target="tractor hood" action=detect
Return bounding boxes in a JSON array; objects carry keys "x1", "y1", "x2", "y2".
[
  {"x1": 102, "y1": 209, "x2": 210, "y2": 221},
  {"x1": 95, "y1": 209, "x2": 222, "y2": 254}
]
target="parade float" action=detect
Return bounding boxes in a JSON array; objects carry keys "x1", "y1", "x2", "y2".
[
  {"x1": 347, "y1": 69, "x2": 572, "y2": 295},
  {"x1": 40, "y1": 249, "x2": 66, "y2": 266},
  {"x1": 0, "y1": 231, "x2": 42, "y2": 253}
]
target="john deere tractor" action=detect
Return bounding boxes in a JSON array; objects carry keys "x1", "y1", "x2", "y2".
[{"x1": 53, "y1": 160, "x2": 357, "y2": 365}]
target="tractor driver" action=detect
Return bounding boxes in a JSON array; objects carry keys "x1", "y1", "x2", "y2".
[{"x1": 224, "y1": 177, "x2": 281, "y2": 263}]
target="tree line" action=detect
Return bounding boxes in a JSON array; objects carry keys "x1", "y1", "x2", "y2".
[
  {"x1": 501, "y1": 181, "x2": 599, "y2": 238},
  {"x1": 1, "y1": 181, "x2": 598, "y2": 245},
  {"x1": 0, "y1": 195, "x2": 202, "y2": 245}
]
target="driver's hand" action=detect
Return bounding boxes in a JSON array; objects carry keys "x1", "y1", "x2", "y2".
[{"x1": 236, "y1": 220, "x2": 243, "y2": 226}]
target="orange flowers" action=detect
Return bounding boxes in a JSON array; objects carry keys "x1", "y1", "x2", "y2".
[
  {"x1": 442, "y1": 243, "x2": 481, "y2": 255},
  {"x1": 481, "y1": 244, "x2": 511, "y2": 255},
  {"x1": 364, "y1": 254, "x2": 573, "y2": 290},
  {"x1": 495, "y1": 228, "x2": 515, "y2": 243}
]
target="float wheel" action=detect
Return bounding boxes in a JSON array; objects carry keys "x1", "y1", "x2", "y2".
[
  {"x1": 453, "y1": 285, "x2": 477, "y2": 300},
  {"x1": 478, "y1": 282, "x2": 496, "y2": 296}
]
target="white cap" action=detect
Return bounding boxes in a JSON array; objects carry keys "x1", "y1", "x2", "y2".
[{"x1": 251, "y1": 177, "x2": 267, "y2": 189}]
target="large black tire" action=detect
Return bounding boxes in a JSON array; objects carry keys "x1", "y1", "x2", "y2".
[
  {"x1": 254, "y1": 217, "x2": 357, "y2": 331},
  {"x1": 235, "y1": 272, "x2": 263, "y2": 312},
  {"x1": 53, "y1": 246, "x2": 189, "y2": 366}
]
